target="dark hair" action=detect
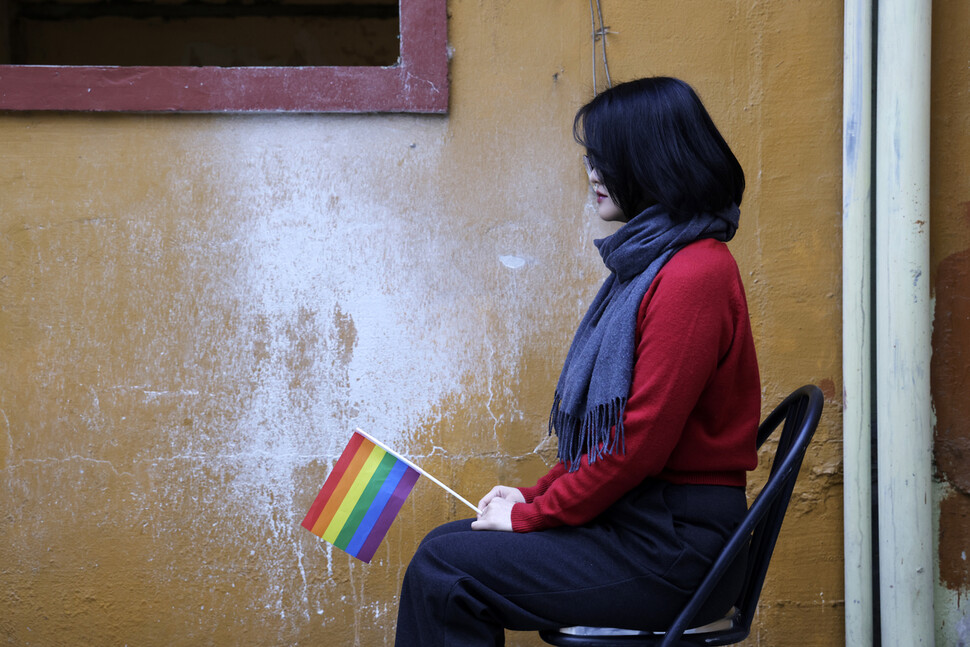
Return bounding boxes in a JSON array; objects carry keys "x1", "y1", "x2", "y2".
[{"x1": 573, "y1": 77, "x2": 745, "y2": 219}]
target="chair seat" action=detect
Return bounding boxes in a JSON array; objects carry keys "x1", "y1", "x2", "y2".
[{"x1": 553, "y1": 608, "x2": 737, "y2": 638}]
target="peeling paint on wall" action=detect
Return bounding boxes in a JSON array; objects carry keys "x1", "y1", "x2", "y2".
[{"x1": 0, "y1": 111, "x2": 606, "y2": 644}]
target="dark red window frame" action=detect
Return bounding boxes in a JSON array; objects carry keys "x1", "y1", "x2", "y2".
[{"x1": 0, "y1": 0, "x2": 447, "y2": 113}]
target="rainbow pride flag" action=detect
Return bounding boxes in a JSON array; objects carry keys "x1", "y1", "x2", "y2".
[{"x1": 302, "y1": 430, "x2": 420, "y2": 563}]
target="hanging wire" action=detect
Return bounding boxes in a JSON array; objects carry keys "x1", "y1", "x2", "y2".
[
  {"x1": 594, "y1": 0, "x2": 613, "y2": 88},
  {"x1": 589, "y1": 0, "x2": 614, "y2": 94}
]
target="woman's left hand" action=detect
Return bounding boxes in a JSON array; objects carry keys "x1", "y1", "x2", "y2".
[{"x1": 470, "y1": 496, "x2": 515, "y2": 532}]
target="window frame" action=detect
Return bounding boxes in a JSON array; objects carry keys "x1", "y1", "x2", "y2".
[{"x1": 0, "y1": 0, "x2": 448, "y2": 113}]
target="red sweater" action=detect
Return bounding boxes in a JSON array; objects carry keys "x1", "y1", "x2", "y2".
[{"x1": 511, "y1": 239, "x2": 761, "y2": 532}]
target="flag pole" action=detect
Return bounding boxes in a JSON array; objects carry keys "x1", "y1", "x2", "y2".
[{"x1": 354, "y1": 428, "x2": 483, "y2": 516}]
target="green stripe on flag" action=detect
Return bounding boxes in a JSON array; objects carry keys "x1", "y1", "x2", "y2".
[
  {"x1": 322, "y1": 443, "x2": 384, "y2": 544},
  {"x1": 334, "y1": 450, "x2": 399, "y2": 549}
]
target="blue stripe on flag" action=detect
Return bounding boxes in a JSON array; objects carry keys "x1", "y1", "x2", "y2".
[{"x1": 344, "y1": 459, "x2": 409, "y2": 558}]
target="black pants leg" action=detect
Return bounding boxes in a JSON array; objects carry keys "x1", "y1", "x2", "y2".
[{"x1": 394, "y1": 482, "x2": 747, "y2": 647}]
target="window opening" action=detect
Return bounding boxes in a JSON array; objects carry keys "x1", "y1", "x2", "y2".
[
  {"x1": 4, "y1": 0, "x2": 399, "y2": 67},
  {"x1": 0, "y1": 0, "x2": 448, "y2": 113}
]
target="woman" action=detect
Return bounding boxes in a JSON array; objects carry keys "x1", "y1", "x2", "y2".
[{"x1": 395, "y1": 77, "x2": 761, "y2": 646}]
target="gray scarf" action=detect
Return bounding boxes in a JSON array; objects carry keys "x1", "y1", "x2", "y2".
[{"x1": 549, "y1": 203, "x2": 740, "y2": 469}]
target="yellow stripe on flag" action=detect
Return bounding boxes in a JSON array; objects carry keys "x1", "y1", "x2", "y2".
[{"x1": 322, "y1": 443, "x2": 387, "y2": 543}]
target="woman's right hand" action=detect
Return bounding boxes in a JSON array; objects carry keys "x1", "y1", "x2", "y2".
[{"x1": 477, "y1": 485, "x2": 525, "y2": 511}]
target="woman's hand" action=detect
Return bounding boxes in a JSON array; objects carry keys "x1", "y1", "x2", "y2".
[
  {"x1": 477, "y1": 485, "x2": 525, "y2": 510},
  {"x1": 470, "y1": 485, "x2": 525, "y2": 532}
]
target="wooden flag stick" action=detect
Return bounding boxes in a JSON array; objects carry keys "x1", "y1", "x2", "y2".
[{"x1": 354, "y1": 428, "x2": 483, "y2": 516}]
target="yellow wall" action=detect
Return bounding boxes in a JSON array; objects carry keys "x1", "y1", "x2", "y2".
[{"x1": 1, "y1": 1, "x2": 848, "y2": 645}]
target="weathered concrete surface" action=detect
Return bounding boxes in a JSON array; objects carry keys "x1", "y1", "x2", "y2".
[
  {"x1": 0, "y1": 1, "x2": 852, "y2": 645},
  {"x1": 931, "y1": 0, "x2": 970, "y2": 641}
]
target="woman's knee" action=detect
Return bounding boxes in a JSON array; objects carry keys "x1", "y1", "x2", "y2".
[
  {"x1": 403, "y1": 536, "x2": 463, "y2": 600},
  {"x1": 418, "y1": 518, "x2": 474, "y2": 547}
]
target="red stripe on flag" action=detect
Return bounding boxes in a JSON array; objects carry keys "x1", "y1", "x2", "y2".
[
  {"x1": 309, "y1": 437, "x2": 375, "y2": 536},
  {"x1": 309, "y1": 437, "x2": 375, "y2": 537},
  {"x1": 301, "y1": 431, "x2": 366, "y2": 532}
]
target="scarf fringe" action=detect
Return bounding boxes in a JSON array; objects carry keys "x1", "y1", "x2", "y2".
[{"x1": 548, "y1": 391, "x2": 627, "y2": 472}]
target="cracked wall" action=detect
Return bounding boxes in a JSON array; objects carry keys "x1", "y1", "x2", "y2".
[{"x1": 1, "y1": 1, "x2": 847, "y2": 645}]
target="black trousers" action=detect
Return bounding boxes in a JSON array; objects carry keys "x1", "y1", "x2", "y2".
[{"x1": 394, "y1": 481, "x2": 747, "y2": 647}]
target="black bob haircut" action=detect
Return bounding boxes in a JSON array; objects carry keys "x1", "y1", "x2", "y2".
[{"x1": 574, "y1": 77, "x2": 745, "y2": 220}]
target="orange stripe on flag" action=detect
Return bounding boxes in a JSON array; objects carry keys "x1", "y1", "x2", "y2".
[
  {"x1": 310, "y1": 436, "x2": 375, "y2": 536},
  {"x1": 302, "y1": 432, "x2": 365, "y2": 532}
]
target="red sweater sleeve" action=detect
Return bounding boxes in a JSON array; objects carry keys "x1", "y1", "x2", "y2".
[
  {"x1": 511, "y1": 240, "x2": 760, "y2": 532},
  {"x1": 516, "y1": 461, "x2": 567, "y2": 503}
]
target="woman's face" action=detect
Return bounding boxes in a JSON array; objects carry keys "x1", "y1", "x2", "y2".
[{"x1": 584, "y1": 159, "x2": 626, "y2": 223}]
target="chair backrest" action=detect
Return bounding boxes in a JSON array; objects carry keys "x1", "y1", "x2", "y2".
[{"x1": 659, "y1": 384, "x2": 824, "y2": 647}]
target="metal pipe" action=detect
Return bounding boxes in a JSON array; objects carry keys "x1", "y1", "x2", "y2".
[
  {"x1": 875, "y1": 1, "x2": 934, "y2": 645},
  {"x1": 842, "y1": 0, "x2": 874, "y2": 643}
]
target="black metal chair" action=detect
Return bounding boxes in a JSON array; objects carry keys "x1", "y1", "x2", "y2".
[{"x1": 539, "y1": 385, "x2": 824, "y2": 647}]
